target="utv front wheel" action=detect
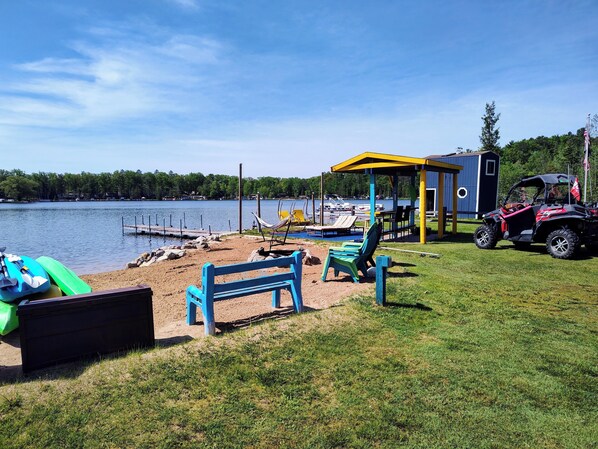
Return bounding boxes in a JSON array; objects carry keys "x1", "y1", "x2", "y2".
[
  {"x1": 474, "y1": 224, "x2": 498, "y2": 249},
  {"x1": 546, "y1": 228, "x2": 580, "y2": 259}
]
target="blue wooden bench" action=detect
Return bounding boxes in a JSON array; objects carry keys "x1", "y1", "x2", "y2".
[{"x1": 186, "y1": 251, "x2": 304, "y2": 335}]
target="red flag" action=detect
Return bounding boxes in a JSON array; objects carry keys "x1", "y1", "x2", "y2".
[{"x1": 571, "y1": 177, "x2": 581, "y2": 201}]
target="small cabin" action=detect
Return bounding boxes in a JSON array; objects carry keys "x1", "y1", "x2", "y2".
[{"x1": 426, "y1": 151, "x2": 500, "y2": 219}]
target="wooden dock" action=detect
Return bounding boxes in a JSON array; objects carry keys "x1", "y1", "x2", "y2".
[{"x1": 122, "y1": 224, "x2": 233, "y2": 239}]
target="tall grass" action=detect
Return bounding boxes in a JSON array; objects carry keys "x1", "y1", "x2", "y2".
[{"x1": 1, "y1": 226, "x2": 596, "y2": 448}]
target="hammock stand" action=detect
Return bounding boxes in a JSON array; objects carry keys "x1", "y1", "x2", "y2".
[{"x1": 252, "y1": 213, "x2": 292, "y2": 250}]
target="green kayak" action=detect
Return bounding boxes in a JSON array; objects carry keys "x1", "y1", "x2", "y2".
[
  {"x1": 0, "y1": 301, "x2": 18, "y2": 336},
  {"x1": 35, "y1": 256, "x2": 92, "y2": 296}
]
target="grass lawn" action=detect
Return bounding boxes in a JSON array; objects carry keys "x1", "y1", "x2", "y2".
[{"x1": 1, "y1": 223, "x2": 597, "y2": 448}]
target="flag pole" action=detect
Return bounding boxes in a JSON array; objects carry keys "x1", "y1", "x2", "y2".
[{"x1": 584, "y1": 114, "x2": 590, "y2": 203}]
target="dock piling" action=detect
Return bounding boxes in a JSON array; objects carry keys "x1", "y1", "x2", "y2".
[{"x1": 257, "y1": 192, "x2": 261, "y2": 218}]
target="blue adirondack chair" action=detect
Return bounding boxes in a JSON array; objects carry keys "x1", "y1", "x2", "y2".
[{"x1": 321, "y1": 222, "x2": 381, "y2": 283}]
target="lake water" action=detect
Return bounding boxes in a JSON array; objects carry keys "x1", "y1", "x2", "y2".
[{"x1": 0, "y1": 198, "x2": 410, "y2": 274}]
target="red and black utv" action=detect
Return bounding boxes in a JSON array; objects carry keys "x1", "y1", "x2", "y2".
[{"x1": 473, "y1": 174, "x2": 598, "y2": 259}]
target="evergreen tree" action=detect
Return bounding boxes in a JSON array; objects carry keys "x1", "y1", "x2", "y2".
[{"x1": 480, "y1": 101, "x2": 501, "y2": 154}]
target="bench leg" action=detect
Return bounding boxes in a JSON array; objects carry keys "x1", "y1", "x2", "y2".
[
  {"x1": 186, "y1": 285, "x2": 215, "y2": 336},
  {"x1": 290, "y1": 283, "x2": 303, "y2": 313},
  {"x1": 201, "y1": 298, "x2": 216, "y2": 336},
  {"x1": 272, "y1": 289, "x2": 281, "y2": 308},
  {"x1": 186, "y1": 286, "x2": 199, "y2": 325}
]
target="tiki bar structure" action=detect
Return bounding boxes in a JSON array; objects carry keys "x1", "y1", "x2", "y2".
[{"x1": 330, "y1": 152, "x2": 463, "y2": 243}]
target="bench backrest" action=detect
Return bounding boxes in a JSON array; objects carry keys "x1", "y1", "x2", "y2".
[{"x1": 201, "y1": 251, "x2": 302, "y2": 296}]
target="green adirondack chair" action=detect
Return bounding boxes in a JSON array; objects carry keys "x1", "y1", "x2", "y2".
[{"x1": 321, "y1": 222, "x2": 381, "y2": 283}]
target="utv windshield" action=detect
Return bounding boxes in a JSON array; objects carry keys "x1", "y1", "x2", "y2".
[
  {"x1": 504, "y1": 174, "x2": 576, "y2": 207},
  {"x1": 505, "y1": 184, "x2": 544, "y2": 206}
]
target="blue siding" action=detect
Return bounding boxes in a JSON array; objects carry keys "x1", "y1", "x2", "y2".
[
  {"x1": 427, "y1": 155, "x2": 480, "y2": 218},
  {"x1": 427, "y1": 152, "x2": 500, "y2": 218}
]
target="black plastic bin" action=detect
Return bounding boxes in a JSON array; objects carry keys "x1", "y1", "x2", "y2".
[{"x1": 17, "y1": 285, "x2": 154, "y2": 374}]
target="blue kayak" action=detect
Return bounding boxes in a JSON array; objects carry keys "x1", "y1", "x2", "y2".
[{"x1": 0, "y1": 254, "x2": 51, "y2": 303}]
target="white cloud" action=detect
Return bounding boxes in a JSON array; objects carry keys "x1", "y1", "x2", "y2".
[
  {"x1": 0, "y1": 24, "x2": 223, "y2": 128},
  {"x1": 167, "y1": 0, "x2": 200, "y2": 11}
]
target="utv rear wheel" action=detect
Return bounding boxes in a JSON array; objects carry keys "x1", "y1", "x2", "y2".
[
  {"x1": 546, "y1": 228, "x2": 580, "y2": 259},
  {"x1": 474, "y1": 224, "x2": 498, "y2": 249}
]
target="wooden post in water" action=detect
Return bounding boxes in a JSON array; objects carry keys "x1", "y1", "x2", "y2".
[
  {"x1": 121, "y1": 217, "x2": 124, "y2": 235},
  {"x1": 169, "y1": 214, "x2": 172, "y2": 227},
  {"x1": 183, "y1": 212, "x2": 187, "y2": 229},
  {"x1": 320, "y1": 173, "x2": 325, "y2": 225},
  {"x1": 257, "y1": 192, "x2": 261, "y2": 218},
  {"x1": 142, "y1": 215, "x2": 145, "y2": 225},
  {"x1": 148, "y1": 215, "x2": 151, "y2": 235},
  {"x1": 180, "y1": 219, "x2": 183, "y2": 238},
  {"x1": 311, "y1": 192, "x2": 315, "y2": 223},
  {"x1": 155, "y1": 213, "x2": 158, "y2": 226},
  {"x1": 163, "y1": 218, "x2": 166, "y2": 237},
  {"x1": 238, "y1": 163, "x2": 243, "y2": 234},
  {"x1": 134, "y1": 216, "x2": 138, "y2": 235}
]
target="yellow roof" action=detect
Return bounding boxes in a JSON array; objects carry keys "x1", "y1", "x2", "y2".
[{"x1": 331, "y1": 151, "x2": 462, "y2": 174}]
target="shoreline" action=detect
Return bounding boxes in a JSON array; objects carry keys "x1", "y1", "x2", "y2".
[{"x1": 1, "y1": 235, "x2": 372, "y2": 378}]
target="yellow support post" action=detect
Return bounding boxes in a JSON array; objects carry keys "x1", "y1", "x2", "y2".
[
  {"x1": 437, "y1": 173, "x2": 444, "y2": 239},
  {"x1": 420, "y1": 169, "x2": 427, "y2": 244},
  {"x1": 452, "y1": 173, "x2": 458, "y2": 234}
]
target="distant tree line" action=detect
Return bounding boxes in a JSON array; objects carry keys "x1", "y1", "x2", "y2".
[
  {"x1": 0, "y1": 169, "x2": 405, "y2": 202},
  {"x1": 499, "y1": 125, "x2": 597, "y2": 200},
  {"x1": 1, "y1": 119, "x2": 595, "y2": 203}
]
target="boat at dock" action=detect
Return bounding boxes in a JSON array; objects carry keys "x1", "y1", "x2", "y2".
[
  {"x1": 318, "y1": 195, "x2": 384, "y2": 213},
  {"x1": 355, "y1": 203, "x2": 385, "y2": 212}
]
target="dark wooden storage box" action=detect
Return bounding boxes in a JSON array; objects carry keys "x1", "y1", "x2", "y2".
[{"x1": 17, "y1": 285, "x2": 154, "y2": 373}]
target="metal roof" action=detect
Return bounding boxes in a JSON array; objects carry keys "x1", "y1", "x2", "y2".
[
  {"x1": 331, "y1": 151, "x2": 463, "y2": 175},
  {"x1": 426, "y1": 150, "x2": 499, "y2": 159},
  {"x1": 517, "y1": 173, "x2": 576, "y2": 187}
]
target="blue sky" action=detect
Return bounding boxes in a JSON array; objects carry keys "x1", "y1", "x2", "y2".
[{"x1": 0, "y1": 0, "x2": 596, "y2": 177}]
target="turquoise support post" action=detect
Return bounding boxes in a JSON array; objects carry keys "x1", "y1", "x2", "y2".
[
  {"x1": 289, "y1": 251, "x2": 304, "y2": 312},
  {"x1": 375, "y1": 255, "x2": 392, "y2": 306},
  {"x1": 370, "y1": 172, "x2": 376, "y2": 225}
]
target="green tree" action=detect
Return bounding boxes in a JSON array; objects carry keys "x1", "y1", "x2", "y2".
[
  {"x1": 0, "y1": 176, "x2": 39, "y2": 201},
  {"x1": 480, "y1": 101, "x2": 501, "y2": 154}
]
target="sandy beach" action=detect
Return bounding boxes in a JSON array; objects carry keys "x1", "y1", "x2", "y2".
[{"x1": 0, "y1": 235, "x2": 372, "y2": 378}]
